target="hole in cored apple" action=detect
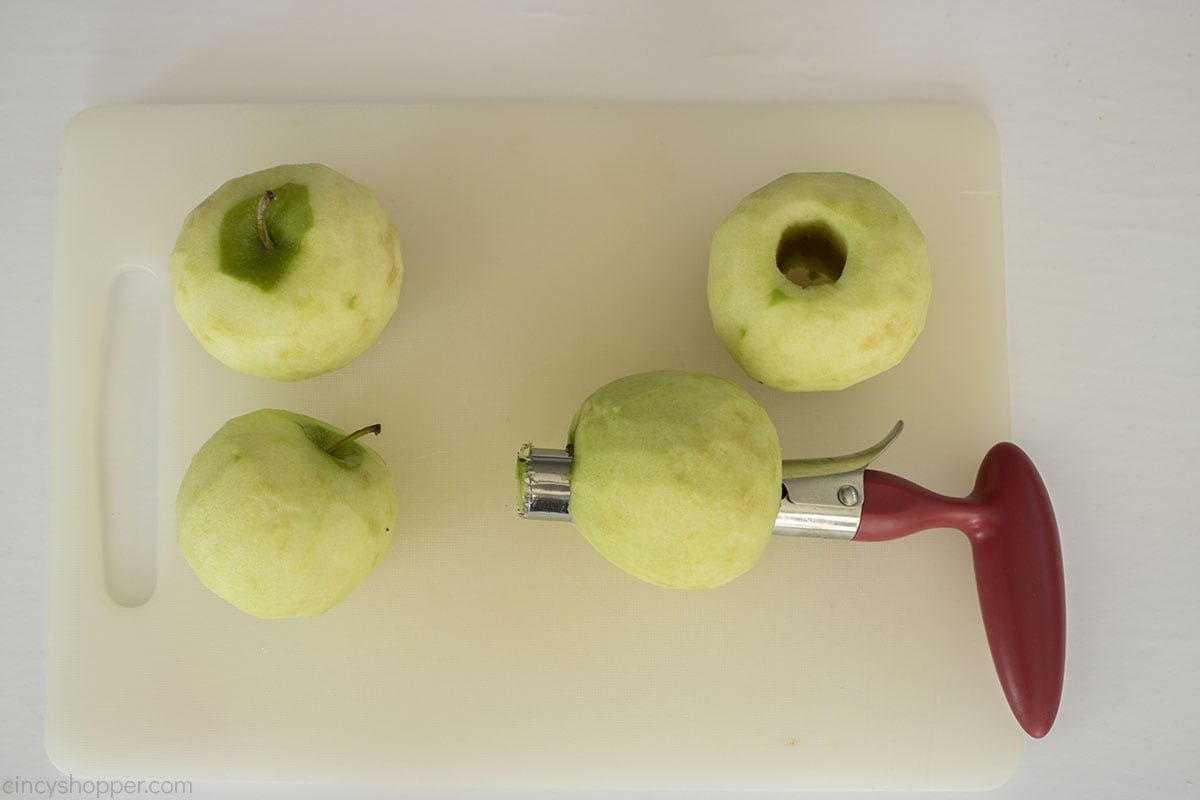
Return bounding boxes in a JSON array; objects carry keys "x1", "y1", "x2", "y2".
[{"x1": 776, "y1": 223, "x2": 846, "y2": 287}]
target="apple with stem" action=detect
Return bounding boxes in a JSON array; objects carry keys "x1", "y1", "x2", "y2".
[
  {"x1": 176, "y1": 408, "x2": 399, "y2": 618},
  {"x1": 169, "y1": 163, "x2": 403, "y2": 381}
]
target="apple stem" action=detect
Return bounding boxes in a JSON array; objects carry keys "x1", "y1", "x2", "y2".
[
  {"x1": 327, "y1": 424, "x2": 382, "y2": 453},
  {"x1": 256, "y1": 190, "x2": 277, "y2": 250}
]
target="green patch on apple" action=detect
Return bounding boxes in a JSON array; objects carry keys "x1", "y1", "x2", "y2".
[
  {"x1": 566, "y1": 371, "x2": 782, "y2": 589},
  {"x1": 217, "y1": 182, "x2": 313, "y2": 290},
  {"x1": 176, "y1": 409, "x2": 399, "y2": 619},
  {"x1": 169, "y1": 163, "x2": 403, "y2": 381}
]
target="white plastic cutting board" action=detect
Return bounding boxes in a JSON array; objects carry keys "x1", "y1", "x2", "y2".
[{"x1": 47, "y1": 104, "x2": 1018, "y2": 791}]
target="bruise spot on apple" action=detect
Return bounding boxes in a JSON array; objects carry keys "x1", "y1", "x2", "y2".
[
  {"x1": 859, "y1": 317, "x2": 905, "y2": 352},
  {"x1": 769, "y1": 288, "x2": 790, "y2": 306},
  {"x1": 736, "y1": 481, "x2": 759, "y2": 510},
  {"x1": 386, "y1": 263, "x2": 399, "y2": 287}
]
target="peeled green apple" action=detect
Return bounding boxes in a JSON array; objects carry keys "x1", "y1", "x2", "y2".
[
  {"x1": 567, "y1": 371, "x2": 782, "y2": 589},
  {"x1": 176, "y1": 409, "x2": 398, "y2": 618},
  {"x1": 708, "y1": 172, "x2": 931, "y2": 392},
  {"x1": 169, "y1": 163, "x2": 403, "y2": 381}
]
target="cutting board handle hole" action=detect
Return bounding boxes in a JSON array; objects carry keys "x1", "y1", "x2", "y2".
[{"x1": 97, "y1": 267, "x2": 161, "y2": 608}]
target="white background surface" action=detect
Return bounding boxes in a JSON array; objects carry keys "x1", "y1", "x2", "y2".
[{"x1": 1, "y1": 1, "x2": 1197, "y2": 798}]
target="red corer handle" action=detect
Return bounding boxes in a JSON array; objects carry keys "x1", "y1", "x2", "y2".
[{"x1": 856, "y1": 443, "x2": 1065, "y2": 738}]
